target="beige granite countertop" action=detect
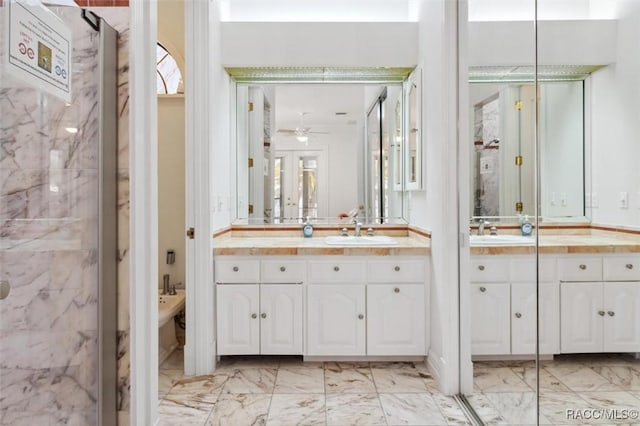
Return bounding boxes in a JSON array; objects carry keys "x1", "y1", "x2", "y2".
[
  {"x1": 471, "y1": 232, "x2": 640, "y2": 255},
  {"x1": 213, "y1": 234, "x2": 431, "y2": 256}
]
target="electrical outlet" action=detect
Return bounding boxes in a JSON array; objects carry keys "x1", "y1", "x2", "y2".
[
  {"x1": 561, "y1": 193, "x2": 567, "y2": 207},
  {"x1": 620, "y1": 191, "x2": 629, "y2": 209},
  {"x1": 592, "y1": 193, "x2": 599, "y2": 208}
]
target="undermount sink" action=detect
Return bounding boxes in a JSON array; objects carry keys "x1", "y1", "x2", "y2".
[
  {"x1": 324, "y1": 235, "x2": 398, "y2": 245},
  {"x1": 470, "y1": 235, "x2": 535, "y2": 245}
]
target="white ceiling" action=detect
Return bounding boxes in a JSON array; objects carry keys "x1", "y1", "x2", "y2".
[{"x1": 272, "y1": 85, "x2": 366, "y2": 130}]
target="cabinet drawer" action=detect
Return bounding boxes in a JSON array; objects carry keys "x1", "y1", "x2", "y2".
[
  {"x1": 215, "y1": 259, "x2": 260, "y2": 283},
  {"x1": 367, "y1": 259, "x2": 425, "y2": 283},
  {"x1": 471, "y1": 259, "x2": 509, "y2": 282},
  {"x1": 603, "y1": 256, "x2": 640, "y2": 281},
  {"x1": 509, "y1": 258, "x2": 556, "y2": 282},
  {"x1": 261, "y1": 260, "x2": 306, "y2": 283},
  {"x1": 558, "y1": 258, "x2": 602, "y2": 282},
  {"x1": 309, "y1": 260, "x2": 366, "y2": 283}
]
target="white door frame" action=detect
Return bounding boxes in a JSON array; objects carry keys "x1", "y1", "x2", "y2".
[{"x1": 129, "y1": 1, "x2": 159, "y2": 425}]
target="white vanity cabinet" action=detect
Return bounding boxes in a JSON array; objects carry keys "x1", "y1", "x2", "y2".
[
  {"x1": 216, "y1": 258, "x2": 304, "y2": 355},
  {"x1": 560, "y1": 255, "x2": 640, "y2": 353},
  {"x1": 306, "y1": 257, "x2": 427, "y2": 357},
  {"x1": 470, "y1": 256, "x2": 559, "y2": 356}
]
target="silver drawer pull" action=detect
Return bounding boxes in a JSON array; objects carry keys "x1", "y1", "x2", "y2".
[
  {"x1": 515, "y1": 312, "x2": 522, "y2": 318},
  {"x1": 598, "y1": 310, "x2": 605, "y2": 316},
  {"x1": 626, "y1": 264, "x2": 634, "y2": 270},
  {"x1": 358, "y1": 314, "x2": 364, "y2": 320},
  {"x1": 334, "y1": 266, "x2": 340, "y2": 272},
  {"x1": 579, "y1": 264, "x2": 587, "y2": 270},
  {"x1": 261, "y1": 313, "x2": 267, "y2": 319},
  {"x1": 233, "y1": 266, "x2": 239, "y2": 272},
  {"x1": 394, "y1": 266, "x2": 400, "y2": 272},
  {"x1": 479, "y1": 286, "x2": 486, "y2": 292},
  {"x1": 251, "y1": 313, "x2": 257, "y2": 319},
  {"x1": 394, "y1": 287, "x2": 400, "y2": 293},
  {"x1": 280, "y1": 266, "x2": 286, "y2": 272},
  {"x1": 607, "y1": 311, "x2": 615, "y2": 317},
  {"x1": 478, "y1": 265, "x2": 485, "y2": 271}
]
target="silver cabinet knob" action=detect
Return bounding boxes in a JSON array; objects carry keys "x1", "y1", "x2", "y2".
[
  {"x1": 334, "y1": 266, "x2": 340, "y2": 272},
  {"x1": 261, "y1": 313, "x2": 267, "y2": 319},
  {"x1": 515, "y1": 312, "x2": 522, "y2": 318},
  {"x1": 394, "y1": 287, "x2": 400, "y2": 293},
  {"x1": 251, "y1": 313, "x2": 257, "y2": 319},
  {"x1": 0, "y1": 281, "x2": 10, "y2": 300},
  {"x1": 479, "y1": 286, "x2": 486, "y2": 292},
  {"x1": 394, "y1": 266, "x2": 400, "y2": 272},
  {"x1": 579, "y1": 264, "x2": 587, "y2": 270},
  {"x1": 626, "y1": 264, "x2": 634, "y2": 270},
  {"x1": 280, "y1": 266, "x2": 286, "y2": 272},
  {"x1": 358, "y1": 314, "x2": 364, "y2": 320},
  {"x1": 598, "y1": 310, "x2": 605, "y2": 316},
  {"x1": 607, "y1": 311, "x2": 615, "y2": 317},
  {"x1": 233, "y1": 266, "x2": 239, "y2": 272},
  {"x1": 478, "y1": 265, "x2": 485, "y2": 271}
]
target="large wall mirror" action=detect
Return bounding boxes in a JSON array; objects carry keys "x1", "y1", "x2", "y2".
[
  {"x1": 234, "y1": 82, "x2": 413, "y2": 224},
  {"x1": 470, "y1": 78, "x2": 587, "y2": 221}
]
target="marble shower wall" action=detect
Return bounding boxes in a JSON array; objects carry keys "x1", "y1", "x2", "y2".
[{"x1": 0, "y1": 5, "x2": 102, "y2": 425}]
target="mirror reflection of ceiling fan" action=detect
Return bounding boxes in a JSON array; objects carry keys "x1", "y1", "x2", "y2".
[{"x1": 277, "y1": 112, "x2": 329, "y2": 142}]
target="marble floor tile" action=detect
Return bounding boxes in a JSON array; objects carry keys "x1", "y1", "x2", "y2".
[
  {"x1": 538, "y1": 391, "x2": 591, "y2": 425},
  {"x1": 372, "y1": 368, "x2": 432, "y2": 393},
  {"x1": 161, "y1": 349, "x2": 184, "y2": 370},
  {"x1": 274, "y1": 367, "x2": 325, "y2": 394},
  {"x1": 577, "y1": 391, "x2": 640, "y2": 412},
  {"x1": 473, "y1": 367, "x2": 532, "y2": 392},
  {"x1": 511, "y1": 366, "x2": 573, "y2": 392},
  {"x1": 631, "y1": 391, "x2": 640, "y2": 400},
  {"x1": 589, "y1": 365, "x2": 640, "y2": 391},
  {"x1": 474, "y1": 359, "x2": 536, "y2": 369},
  {"x1": 166, "y1": 374, "x2": 229, "y2": 405},
  {"x1": 483, "y1": 392, "x2": 547, "y2": 425},
  {"x1": 222, "y1": 368, "x2": 277, "y2": 394},
  {"x1": 206, "y1": 393, "x2": 271, "y2": 426},
  {"x1": 277, "y1": 358, "x2": 324, "y2": 369},
  {"x1": 159, "y1": 368, "x2": 185, "y2": 399},
  {"x1": 266, "y1": 394, "x2": 326, "y2": 426},
  {"x1": 430, "y1": 394, "x2": 472, "y2": 425},
  {"x1": 324, "y1": 361, "x2": 371, "y2": 371},
  {"x1": 465, "y1": 393, "x2": 509, "y2": 425},
  {"x1": 325, "y1": 367, "x2": 376, "y2": 394},
  {"x1": 157, "y1": 397, "x2": 214, "y2": 426},
  {"x1": 378, "y1": 393, "x2": 448, "y2": 425},
  {"x1": 370, "y1": 361, "x2": 429, "y2": 371},
  {"x1": 325, "y1": 393, "x2": 386, "y2": 426},
  {"x1": 545, "y1": 365, "x2": 623, "y2": 392}
]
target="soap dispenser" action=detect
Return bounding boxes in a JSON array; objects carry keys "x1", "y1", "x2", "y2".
[
  {"x1": 302, "y1": 217, "x2": 314, "y2": 238},
  {"x1": 520, "y1": 215, "x2": 533, "y2": 236}
]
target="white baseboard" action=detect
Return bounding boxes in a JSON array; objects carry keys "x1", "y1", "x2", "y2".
[
  {"x1": 304, "y1": 356, "x2": 425, "y2": 362},
  {"x1": 427, "y1": 349, "x2": 444, "y2": 389}
]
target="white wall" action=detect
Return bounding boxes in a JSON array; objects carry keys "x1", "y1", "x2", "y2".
[
  {"x1": 221, "y1": 23, "x2": 418, "y2": 67},
  {"x1": 412, "y1": 0, "x2": 461, "y2": 395},
  {"x1": 590, "y1": 1, "x2": 640, "y2": 227},
  {"x1": 158, "y1": 97, "x2": 186, "y2": 288}
]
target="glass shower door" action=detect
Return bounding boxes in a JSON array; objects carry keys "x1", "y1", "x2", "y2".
[{"x1": 0, "y1": 4, "x2": 114, "y2": 425}]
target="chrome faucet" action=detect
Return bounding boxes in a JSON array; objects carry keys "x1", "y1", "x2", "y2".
[
  {"x1": 162, "y1": 274, "x2": 170, "y2": 295},
  {"x1": 353, "y1": 218, "x2": 362, "y2": 237},
  {"x1": 477, "y1": 220, "x2": 487, "y2": 236}
]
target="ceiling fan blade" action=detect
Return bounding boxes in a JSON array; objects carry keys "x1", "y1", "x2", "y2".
[
  {"x1": 277, "y1": 128, "x2": 297, "y2": 134},
  {"x1": 308, "y1": 131, "x2": 329, "y2": 135}
]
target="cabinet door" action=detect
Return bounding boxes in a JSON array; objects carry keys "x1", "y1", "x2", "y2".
[
  {"x1": 307, "y1": 285, "x2": 366, "y2": 356},
  {"x1": 511, "y1": 282, "x2": 559, "y2": 355},
  {"x1": 260, "y1": 284, "x2": 303, "y2": 355},
  {"x1": 216, "y1": 285, "x2": 260, "y2": 355},
  {"x1": 470, "y1": 283, "x2": 510, "y2": 355},
  {"x1": 367, "y1": 284, "x2": 425, "y2": 356},
  {"x1": 560, "y1": 282, "x2": 603, "y2": 353},
  {"x1": 603, "y1": 282, "x2": 640, "y2": 352}
]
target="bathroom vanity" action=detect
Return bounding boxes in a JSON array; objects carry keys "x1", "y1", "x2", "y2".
[
  {"x1": 470, "y1": 232, "x2": 640, "y2": 358},
  {"x1": 213, "y1": 231, "x2": 431, "y2": 359}
]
